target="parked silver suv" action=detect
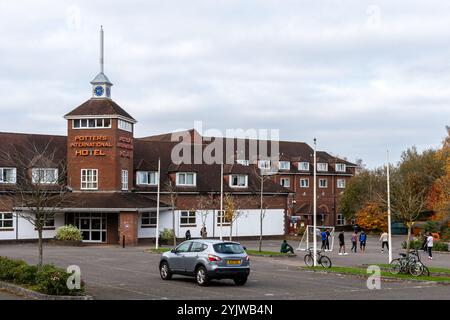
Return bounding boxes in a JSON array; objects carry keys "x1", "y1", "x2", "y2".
[{"x1": 159, "y1": 240, "x2": 250, "y2": 286}]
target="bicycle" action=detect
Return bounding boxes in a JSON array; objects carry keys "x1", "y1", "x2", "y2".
[
  {"x1": 304, "y1": 247, "x2": 332, "y2": 268},
  {"x1": 389, "y1": 249, "x2": 424, "y2": 277}
]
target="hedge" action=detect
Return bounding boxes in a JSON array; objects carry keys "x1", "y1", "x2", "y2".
[
  {"x1": 0, "y1": 256, "x2": 84, "y2": 296},
  {"x1": 402, "y1": 240, "x2": 449, "y2": 252}
]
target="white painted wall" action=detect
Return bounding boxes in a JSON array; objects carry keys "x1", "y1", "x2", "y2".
[
  {"x1": 0, "y1": 213, "x2": 65, "y2": 240},
  {"x1": 138, "y1": 209, "x2": 285, "y2": 239}
]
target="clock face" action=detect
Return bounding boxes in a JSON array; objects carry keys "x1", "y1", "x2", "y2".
[
  {"x1": 94, "y1": 86, "x2": 104, "y2": 96},
  {"x1": 106, "y1": 86, "x2": 111, "y2": 97}
]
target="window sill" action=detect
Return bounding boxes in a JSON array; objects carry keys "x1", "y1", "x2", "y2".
[
  {"x1": 141, "y1": 225, "x2": 156, "y2": 228},
  {"x1": 34, "y1": 227, "x2": 55, "y2": 231},
  {"x1": 0, "y1": 228, "x2": 14, "y2": 232},
  {"x1": 180, "y1": 224, "x2": 197, "y2": 228}
]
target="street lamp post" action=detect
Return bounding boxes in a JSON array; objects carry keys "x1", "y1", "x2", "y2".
[
  {"x1": 387, "y1": 150, "x2": 393, "y2": 263},
  {"x1": 313, "y1": 138, "x2": 317, "y2": 267}
]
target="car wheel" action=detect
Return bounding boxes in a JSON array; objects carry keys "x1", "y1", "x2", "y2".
[
  {"x1": 160, "y1": 262, "x2": 172, "y2": 280},
  {"x1": 196, "y1": 266, "x2": 209, "y2": 286},
  {"x1": 233, "y1": 276, "x2": 248, "y2": 286}
]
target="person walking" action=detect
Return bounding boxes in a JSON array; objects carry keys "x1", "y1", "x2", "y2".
[
  {"x1": 200, "y1": 226, "x2": 208, "y2": 239},
  {"x1": 380, "y1": 231, "x2": 389, "y2": 253},
  {"x1": 321, "y1": 230, "x2": 327, "y2": 250},
  {"x1": 325, "y1": 229, "x2": 331, "y2": 251},
  {"x1": 338, "y1": 231, "x2": 347, "y2": 255},
  {"x1": 351, "y1": 231, "x2": 358, "y2": 253},
  {"x1": 426, "y1": 232, "x2": 434, "y2": 260},
  {"x1": 359, "y1": 230, "x2": 367, "y2": 253},
  {"x1": 185, "y1": 229, "x2": 191, "y2": 240}
]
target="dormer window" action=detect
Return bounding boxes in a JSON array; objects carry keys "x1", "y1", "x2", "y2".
[
  {"x1": 229, "y1": 174, "x2": 248, "y2": 188},
  {"x1": 317, "y1": 163, "x2": 328, "y2": 172},
  {"x1": 32, "y1": 168, "x2": 58, "y2": 184},
  {"x1": 236, "y1": 159, "x2": 249, "y2": 166},
  {"x1": 176, "y1": 172, "x2": 196, "y2": 186},
  {"x1": 279, "y1": 161, "x2": 290, "y2": 170},
  {"x1": 258, "y1": 160, "x2": 271, "y2": 170},
  {"x1": 73, "y1": 118, "x2": 111, "y2": 129},
  {"x1": 118, "y1": 119, "x2": 133, "y2": 133},
  {"x1": 136, "y1": 171, "x2": 158, "y2": 185},
  {"x1": 0, "y1": 168, "x2": 16, "y2": 184},
  {"x1": 299, "y1": 162, "x2": 309, "y2": 171},
  {"x1": 336, "y1": 163, "x2": 346, "y2": 172}
]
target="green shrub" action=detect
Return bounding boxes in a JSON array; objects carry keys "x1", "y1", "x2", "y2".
[
  {"x1": 0, "y1": 257, "x2": 27, "y2": 281},
  {"x1": 0, "y1": 257, "x2": 84, "y2": 296},
  {"x1": 12, "y1": 264, "x2": 38, "y2": 285},
  {"x1": 401, "y1": 240, "x2": 423, "y2": 250},
  {"x1": 160, "y1": 228, "x2": 175, "y2": 242},
  {"x1": 55, "y1": 224, "x2": 83, "y2": 241},
  {"x1": 36, "y1": 264, "x2": 84, "y2": 296},
  {"x1": 424, "y1": 221, "x2": 440, "y2": 233},
  {"x1": 434, "y1": 241, "x2": 449, "y2": 252},
  {"x1": 296, "y1": 226, "x2": 306, "y2": 236}
]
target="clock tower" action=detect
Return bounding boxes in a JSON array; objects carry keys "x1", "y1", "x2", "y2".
[{"x1": 91, "y1": 26, "x2": 112, "y2": 99}]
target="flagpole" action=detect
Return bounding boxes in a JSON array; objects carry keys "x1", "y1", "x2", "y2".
[
  {"x1": 387, "y1": 150, "x2": 392, "y2": 263},
  {"x1": 313, "y1": 138, "x2": 317, "y2": 267},
  {"x1": 155, "y1": 158, "x2": 161, "y2": 249},
  {"x1": 220, "y1": 163, "x2": 224, "y2": 241}
]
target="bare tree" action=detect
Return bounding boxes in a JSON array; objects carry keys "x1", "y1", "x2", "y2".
[
  {"x1": 223, "y1": 193, "x2": 254, "y2": 241},
  {"x1": 0, "y1": 141, "x2": 71, "y2": 270},
  {"x1": 164, "y1": 180, "x2": 178, "y2": 246},
  {"x1": 193, "y1": 194, "x2": 217, "y2": 238}
]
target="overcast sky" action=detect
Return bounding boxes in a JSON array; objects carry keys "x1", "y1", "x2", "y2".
[{"x1": 0, "y1": 1, "x2": 449, "y2": 168}]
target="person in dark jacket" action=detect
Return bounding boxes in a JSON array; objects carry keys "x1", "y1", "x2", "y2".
[
  {"x1": 359, "y1": 231, "x2": 367, "y2": 253},
  {"x1": 185, "y1": 229, "x2": 191, "y2": 240},
  {"x1": 325, "y1": 229, "x2": 331, "y2": 251},
  {"x1": 338, "y1": 231, "x2": 348, "y2": 255},
  {"x1": 280, "y1": 240, "x2": 294, "y2": 254}
]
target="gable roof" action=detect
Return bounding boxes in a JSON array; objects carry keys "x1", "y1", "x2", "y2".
[{"x1": 64, "y1": 99, "x2": 136, "y2": 122}]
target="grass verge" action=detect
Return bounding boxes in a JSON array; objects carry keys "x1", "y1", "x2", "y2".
[
  {"x1": 302, "y1": 266, "x2": 450, "y2": 283},
  {"x1": 376, "y1": 264, "x2": 450, "y2": 276},
  {"x1": 145, "y1": 248, "x2": 171, "y2": 254},
  {"x1": 246, "y1": 249, "x2": 296, "y2": 257}
]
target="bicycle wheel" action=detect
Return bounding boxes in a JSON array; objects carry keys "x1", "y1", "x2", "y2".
[
  {"x1": 304, "y1": 254, "x2": 314, "y2": 267},
  {"x1": 389, "y1": 259, "x2": 403, "y2": 275},
  {"x1": 422, "y1": 265, "x2": 430, "y2": 277},
  {"x1": 319, "y1": 256, "x2": 332, "y2": 268},
  {"x1": 409, "y1": 262, "x2": 424, "y2": 277}
]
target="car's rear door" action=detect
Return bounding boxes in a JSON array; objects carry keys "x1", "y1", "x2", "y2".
[{"x1": 184, "y1": 241, "x2": 206, "y2": 273}]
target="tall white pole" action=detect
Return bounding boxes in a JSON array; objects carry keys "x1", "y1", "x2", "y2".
[
  {"x1": 155, "y1": 158, "x2": 161, "y2": 249},
  {"x1": 220, "y1": 163, "x2": 224, "y2": 241},
  {"x1": 387, "y1": 150, "x2": 392, "y2": 263},
  {"x1": 313, "y1": 138, "x2": 317, "y2": 267},
  {"x1": 100, "y1": 26, "x2": 104, "y2": 73}
]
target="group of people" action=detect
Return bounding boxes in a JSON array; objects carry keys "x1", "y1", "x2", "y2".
[{"x1": 184, "y1": 226, "x2": 208, "y2": 240}]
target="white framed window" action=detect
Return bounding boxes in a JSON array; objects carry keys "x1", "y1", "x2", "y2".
[
  {"x1": 136, "y1": 171, "x2": 158, "y2": 185},
  {"x1": 317, "y1": 163, "x2": 328, "y2": 172},
  {"x1": 121, "y1": 170, "x2": 129, "y2": 190},
  {"x1": 180, "y1": 211, "x2": 196, "y2": 226},
  {"x1": 299, "y1": 162, "x2": 309, "y2": 171},
  {"x1": 72, "y1": 118, "x2": 111, "y2": 129},
  {"x1": 176, "y1": 172, "x2": 196, "y2": 186},
  {"x1": 0, "y1": 212, "x2": 13, "y2": 229},
  {"x1": 336, "y1": 163, "x2": 346, "y2": 172},
  {"x1": 141, "y1": 212, "x2": 157, "y2": 227},
  {"x1": 300, "y1": 178, "x2": 309, "y2": 188},
  {"x1": 236, "y1": 159, "x2": 249, "y2": 166},
  {"x1": 118, "y1": 119, "x2": 133, "y2": 132},
  {"x1": 0, "y1": 168, "x2": 16, "y2": 184},
  {"x1": 337, "y1": 179, "x2": 346, "y2": 189},
  {"x1": 81, "y1": 169, "x2": 98, "y2": 190},
  {"x1": 216, "y1": 210, "x2": 231, "y2": 226},
  {"x1": 258, "y1": 160, "x2": 271, "y2": 170},
  {"x1": 229, "y1": 174, "x2": 248, "y2": 187},
  {"x1": 337, "y1": 213, "x2": 346, "y2": 226},
  {"x1": 280, "y1": 178, "x2": 290, "y2": 188},
  {"x1": 319, "y1": 178, "x2": 328, "y2": 188},
  {"x1": 32, "y1": 168, "x2": 58, "y2": 184},
  {"x1": 279, "y1": 161, "x2": 290, "y2": 170}
]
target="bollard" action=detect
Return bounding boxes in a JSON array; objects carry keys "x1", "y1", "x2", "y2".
[{"x1": 123, "y1": 235, "x2": 125, "y2": 248}]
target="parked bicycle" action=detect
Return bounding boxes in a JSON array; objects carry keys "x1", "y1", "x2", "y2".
[
  {"x1": 389, "y1": 249, "x2": 425, "y2": 277},
  {"x1": 304, "y1": 247, "x2": 332, "y2": 268}
]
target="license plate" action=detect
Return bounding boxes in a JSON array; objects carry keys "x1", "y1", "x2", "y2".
[{"x1": 227, "y1": 259, "x2": 241, "y2": 265}]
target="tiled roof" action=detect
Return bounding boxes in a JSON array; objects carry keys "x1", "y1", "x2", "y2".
[{"x1": 64, "y1": 99, "x2": 135, "y2": 121}]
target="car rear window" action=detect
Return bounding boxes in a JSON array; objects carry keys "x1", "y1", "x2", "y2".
[{"x1": 213, "y1": 242, "x2": 245, "y2": 254}]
